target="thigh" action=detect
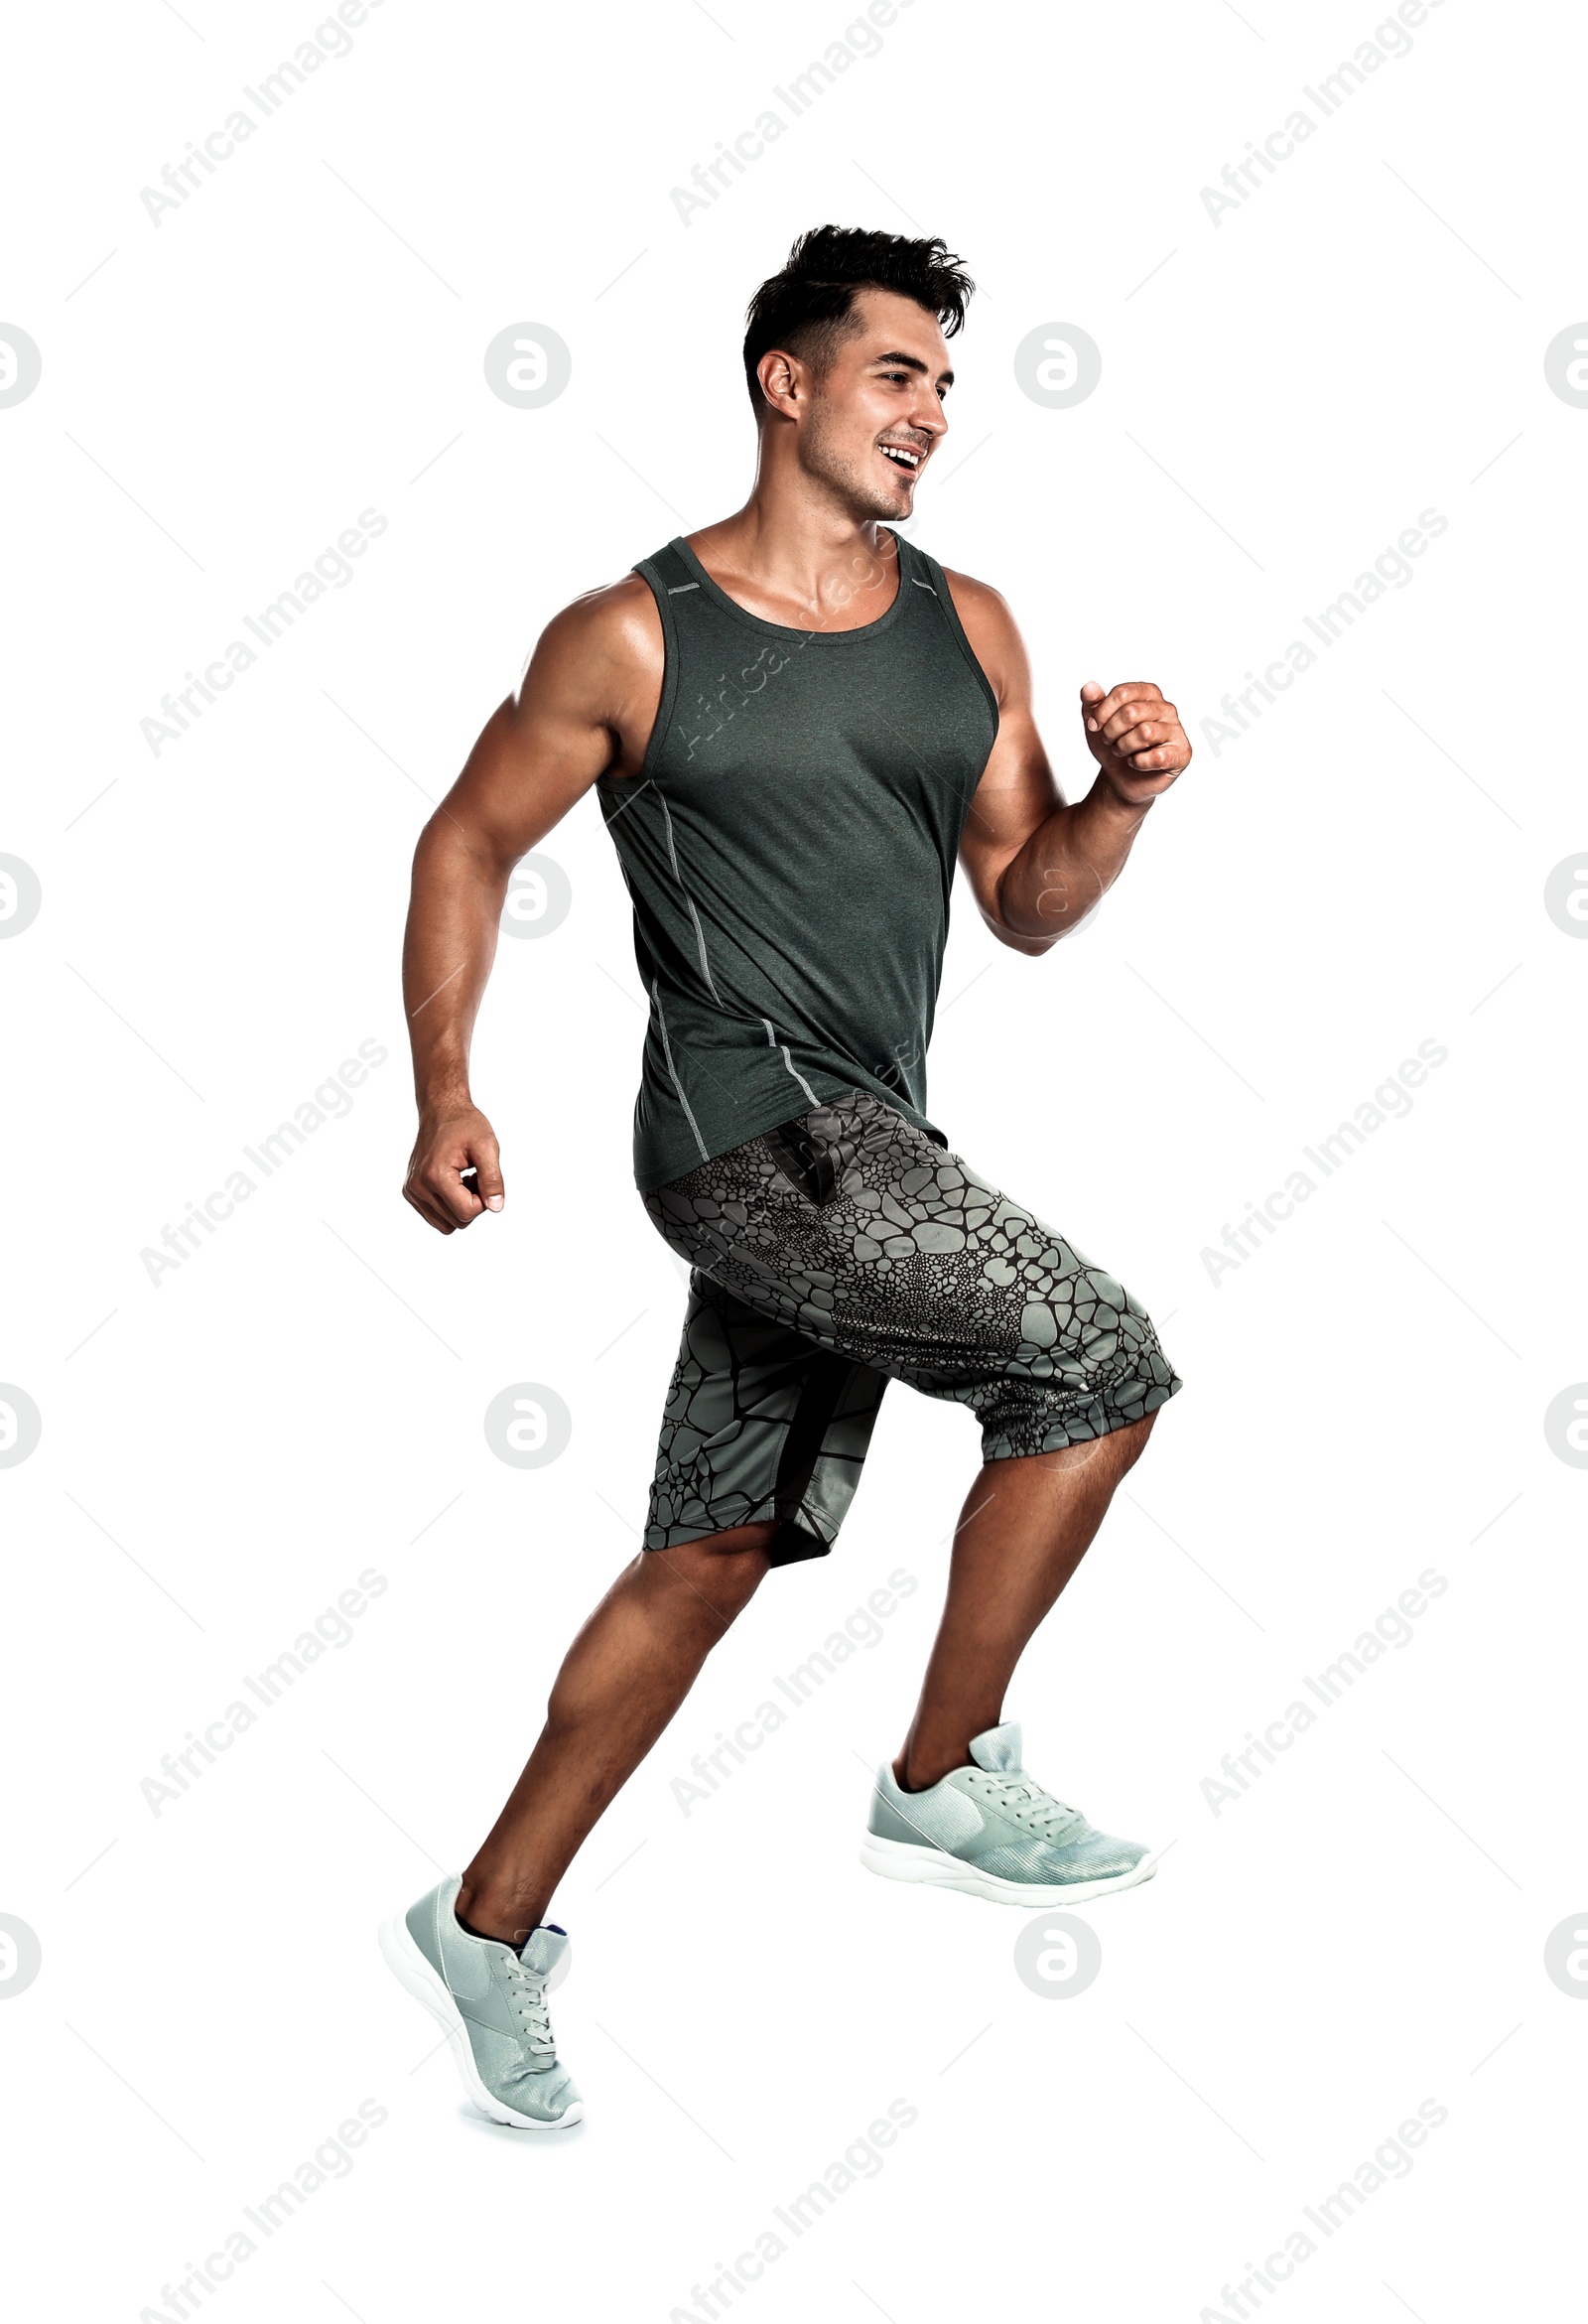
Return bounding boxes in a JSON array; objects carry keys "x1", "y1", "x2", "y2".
[
  {"x1": 642, "y1": 1268, "x2": 886, "y2": 1567},
  {"x1": 647, "y1": 1090, "x2": 1182, "y2": 1459}
]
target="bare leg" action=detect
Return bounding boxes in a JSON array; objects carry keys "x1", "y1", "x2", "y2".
[
  {"x1": 459, "y1": 1523, "x2": 778, "y2": 1945},
  {"x1": 895, "y1": 1415, "x2": 1156, "y2": 1791}
]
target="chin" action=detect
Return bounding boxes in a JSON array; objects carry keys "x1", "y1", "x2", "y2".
[
  {"x1": 852, "y1": 479, "x2": 912, "y2": 523},
  {"x1": 807, "y1": 445, "x2": 911, "y2": 526}
]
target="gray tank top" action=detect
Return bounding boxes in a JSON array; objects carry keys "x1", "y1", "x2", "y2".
[{"x1": 597, "y1": 531, "x2": 998, "y2": 1192}]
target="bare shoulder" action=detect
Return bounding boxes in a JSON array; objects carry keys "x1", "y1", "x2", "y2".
[
  {"x1": 504, "y1": 569, "x2": 664, "y2": 777},
  {"x1": 938, "y1": 566, "x2": 1029, "y2": 702},
  {"x1": 523, "y1": 570, "x2": 661, "y2": 696}
]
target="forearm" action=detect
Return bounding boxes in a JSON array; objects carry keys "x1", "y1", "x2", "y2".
[
  {"x1": 993, "y1": 776, "x2": 1152, "y2": 945},
  {"x1": 402, "y1": 815, "x2": 513, "y2": 1112}
]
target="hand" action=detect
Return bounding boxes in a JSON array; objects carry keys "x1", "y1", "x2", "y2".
[
  {"x1": 1080, "y1": 680, "x2": 1191, "y2": 807},
  {"x1": 403, "y1": 1104, "x2": 504, "y2": 1234}
]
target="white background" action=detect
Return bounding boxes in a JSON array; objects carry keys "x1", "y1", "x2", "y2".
[{"x1": 2, "y1": 0, "x2": 1583, "y2": 2317}]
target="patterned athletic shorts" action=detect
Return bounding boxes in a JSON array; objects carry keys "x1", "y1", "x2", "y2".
[{"x1": 640, "y1": 1089, "x2": 1182, "y2": 1566}]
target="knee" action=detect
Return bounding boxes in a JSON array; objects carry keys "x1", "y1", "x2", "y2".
[
  {"x1": 1123, "y1": 1410, "x2": 1156, "y2": 1458},
  {"x1": 1109, "y1": 1411, "x2": 1156, "y2": 1478},
  {"x1": 648, "y1": 1522, "x2": 777, "y2": 1620}
]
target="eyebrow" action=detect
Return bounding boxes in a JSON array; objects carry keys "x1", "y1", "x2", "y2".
[{"x1": 870, "y1": 348, "x2": 955, "y2": 388}]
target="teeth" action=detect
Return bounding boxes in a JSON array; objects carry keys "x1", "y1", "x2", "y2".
[{"x1": 881, "y1": 445, "x2": 920, "y2": 468}]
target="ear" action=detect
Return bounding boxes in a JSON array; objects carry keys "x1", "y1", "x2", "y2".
[{"x1": 755, "y1": 347, "x2": 804, "y2": 421}]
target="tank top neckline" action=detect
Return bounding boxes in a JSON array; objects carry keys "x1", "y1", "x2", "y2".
[{"x1": 665, "y1": 530, "x2": 913, "y2": 647}]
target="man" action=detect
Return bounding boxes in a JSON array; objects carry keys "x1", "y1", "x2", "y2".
[{"x1": 381, "y1": 227, "x2": 1190, "y2": 2130}]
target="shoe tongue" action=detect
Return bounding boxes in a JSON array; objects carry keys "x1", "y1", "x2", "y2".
[
  {"x1": 518, "y1": 1926, "x2": 568, "y2": 1977},
  {"x1": 968, "y1": 1720, "x2": 1022, "y2": 1773}
]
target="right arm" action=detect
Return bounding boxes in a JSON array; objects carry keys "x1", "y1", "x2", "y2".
[{"x1": 400, "y1": 577, "x2": 661, "y2": 1233}]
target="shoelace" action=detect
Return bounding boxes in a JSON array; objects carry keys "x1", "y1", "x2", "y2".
[
  {"x1": 505, "y1": 1958, "x2": 556, "y2": 2058},
  {"x1": 975, "y1": 1770, "x2": 1083, "y2": 1843}
]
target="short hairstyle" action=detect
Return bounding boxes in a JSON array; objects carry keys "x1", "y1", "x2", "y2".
[{"x1": 741, "y1": 225, "x2": 975, "y2": 414}]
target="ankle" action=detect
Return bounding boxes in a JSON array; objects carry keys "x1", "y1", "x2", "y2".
[
  {"x1": 892, "y1": 1750, "x2": 960, "y2": 1794},
  {"x1": 456, "y1": 1878, "x2": 548, "y2": 1949}
]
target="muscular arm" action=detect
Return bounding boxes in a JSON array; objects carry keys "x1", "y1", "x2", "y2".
[
  {"x1": 948, "y1": 572, "x2": 1191, "y2": 953},
  {"x1": 400, "y1": 577, "x2": 661, "y2": 1232}
]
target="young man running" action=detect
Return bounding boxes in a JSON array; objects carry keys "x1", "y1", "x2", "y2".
[{"x1": 382, "y1": 228, "x2": 1191, "y2": 2129}]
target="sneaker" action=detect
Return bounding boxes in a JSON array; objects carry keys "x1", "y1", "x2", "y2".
[
  {"x1": 379, "y1": 1874, "x2": 583, "y2": 2128},
  {"x1": 860, "y1": 1720, "x2": 1157, "y2": 1906}
]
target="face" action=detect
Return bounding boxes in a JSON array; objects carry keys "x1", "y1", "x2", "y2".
[{"x1": 774, "y1": 288, "x2": 954, "y2": 520}]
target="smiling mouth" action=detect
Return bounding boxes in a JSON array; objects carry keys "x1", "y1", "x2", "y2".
[{"x1": 878, "y1": 442, "x2": 924, "y2": 478}]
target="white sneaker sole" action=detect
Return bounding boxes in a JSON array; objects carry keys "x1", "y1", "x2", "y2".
[
  {"x1": 377, "y1": 1915, "x2": 584, "y2": 2130},
  {"x1": 859, "y1": 1831, "x2": 1159, "y2": 1907}
]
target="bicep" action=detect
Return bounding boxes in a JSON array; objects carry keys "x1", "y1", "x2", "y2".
[
  {"x1": 949, "y1": 583, "x2": 1063, "y2": 925},
  {"x1": 960, "y1": 704, "x2": 1063, "y2": 878},
  {"x1": 434, "y1": 589, "x2": 658, "y2": 867},
  {"x1": 445, "y1": 691, "x2": 609, "y2": 868}
]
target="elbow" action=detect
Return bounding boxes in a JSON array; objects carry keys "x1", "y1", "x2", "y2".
[
  {"x1": 986, "y1": 865, "x2": 1057, "y2": 957},
  {"x1": 982, "y1": 894, "x2": 1057, "y2": 958},
  {"x1": 993, "y1": 921, "x2": 1059, "y2": 959},
  {"x1": 413, "y1": 806, "x2": 499, "y2": 883}
]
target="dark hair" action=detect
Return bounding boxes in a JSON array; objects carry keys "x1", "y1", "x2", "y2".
[{"x1": 741, "y1": 225, "x2": 975, "y2": 414}]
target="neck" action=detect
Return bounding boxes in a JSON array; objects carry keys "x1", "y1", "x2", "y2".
[{"x1": 689, "y1": 458, "x2": 901, "y2": 631}]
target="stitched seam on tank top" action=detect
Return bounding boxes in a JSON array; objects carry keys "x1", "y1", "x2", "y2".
[
  {"x1": 657, "y1": 794, "x2": 723, "y2": 1002},
  {"x1": 762, "y1": 1017, "x2": 820, "y2": 1107},
  {"x1": 914, "y1": 550, "x2": 999, "y2": 731},
  {"x1": 632, "y1": 556, "x2": 684, "y2": 783},
  {"x1": 652, "y1": 981, "x2": 711, "y2": 1162}
]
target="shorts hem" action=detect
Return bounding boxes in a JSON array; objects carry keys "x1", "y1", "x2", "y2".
[
  {"x1": 980, "y1": 1370, "x2": 1183, "y2": 1462},
  {"x1": 643, "y1": 1503, "x2": 837, "y2": 1568}
]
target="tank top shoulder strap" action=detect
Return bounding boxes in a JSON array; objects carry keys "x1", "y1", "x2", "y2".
[
  {"x1": 893, "y1": 532, "x2": 941, "y2": 597},
  {"x1": 630, "y1": 539, "x2": 705, "y2": 780},
  {"x1": 896, "y1": 535, "x2": 999, "y2": 726},
  {"x1": 633, "y1": 536, "x2": 701, "y2": 607}
]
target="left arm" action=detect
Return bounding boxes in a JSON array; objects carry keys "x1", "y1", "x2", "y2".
[{"x1": 948, "y1": 571, "x2": 1191, "y2": 953}]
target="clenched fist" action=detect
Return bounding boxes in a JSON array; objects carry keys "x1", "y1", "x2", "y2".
[
  {"x1": 1080, "y1": 680, "x2": 1191, "y2": 807},
  {"x1": 403, "y1": 1104, "x2": 504, "y2": 1234}
]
